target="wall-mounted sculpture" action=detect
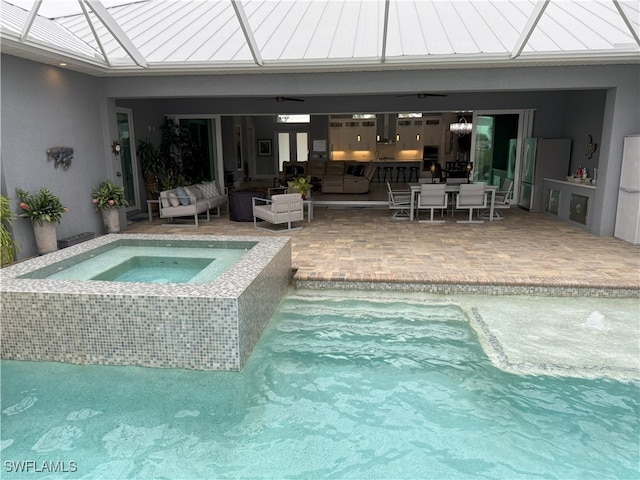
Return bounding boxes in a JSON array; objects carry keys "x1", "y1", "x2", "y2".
[{"x1": 47, "y1": 147, "x2": 74, "y2": 170}]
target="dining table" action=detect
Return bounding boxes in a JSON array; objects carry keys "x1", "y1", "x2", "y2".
[{"x1": 408, "y1": 183, "x2": 497, "y2": 221}]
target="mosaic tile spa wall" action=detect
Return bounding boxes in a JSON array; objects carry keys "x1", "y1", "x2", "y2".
[{"x1": 1, "y1": 234, "x2": 292, "y2": 371}]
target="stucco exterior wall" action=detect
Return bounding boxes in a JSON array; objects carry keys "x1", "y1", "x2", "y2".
[{"x1": 1, "y1": 55, "x2": 114, "y2": 259}]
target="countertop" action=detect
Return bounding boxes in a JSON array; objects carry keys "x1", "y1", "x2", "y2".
[{"x1": 544, "y1": 178, "x2": 597, "y2": 189}]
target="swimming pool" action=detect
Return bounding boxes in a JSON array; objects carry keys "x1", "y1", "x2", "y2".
[
  {"x1": 1, "y1": 291, "x2": 637, "y2": 479},
  {"x1": 0, "y1": 234, "x2": 291, "y2": 371}
]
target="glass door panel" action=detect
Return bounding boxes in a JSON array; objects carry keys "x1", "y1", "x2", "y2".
[{"x1": 116, "y1": 110, "x2": 138, "y2": 211}]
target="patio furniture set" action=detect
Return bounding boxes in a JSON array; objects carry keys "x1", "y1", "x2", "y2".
[{"x1": 388, "y1": 180, "x2": 513, "y2": 224}]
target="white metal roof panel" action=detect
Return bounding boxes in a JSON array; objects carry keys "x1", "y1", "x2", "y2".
[{"x1": 2, "y1": 0, "x2": 638, "y2": 76}]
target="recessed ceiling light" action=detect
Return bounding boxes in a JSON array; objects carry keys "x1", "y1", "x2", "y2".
[{"x1": 59, "y1": 63, "x2": 67, "y2": 67}]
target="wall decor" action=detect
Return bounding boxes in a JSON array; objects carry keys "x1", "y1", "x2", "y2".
[
  {"x1": 46, "y1": 147, "x2": 73, "y2": 170},
  {"x1": 258, "y1": 139, "x2": 272, "y2": 156},
  {"x1": 312, "y1": 140, "x2": 327, "y2": 152},
  {"x1": 111, "y1": 141, "x2": 121, "y2": 156},
  {"x1": 586, "y1": 135, "x2": 598, "y2": 159}
]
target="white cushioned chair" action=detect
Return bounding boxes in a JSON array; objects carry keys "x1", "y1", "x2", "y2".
[
  {"x1": 416, "y1": 184, "x2": 448, "y2": 223},
  {"x1": 252, "y1": 193, "x2": 304, "y2": 232},
  {"x1": 387, "y1": 182, "x2": 411, "y2": 220},
  {"x1": 455, "y1": 183, "x2": 487, "y2": 224},
  {"x1": 480, "y1": 179, "x2": 513, "y2": 220}
]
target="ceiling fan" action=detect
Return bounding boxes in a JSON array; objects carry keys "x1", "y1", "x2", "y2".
[
  {"x1": 258, "y1": 96, "x2": 305, "y2": 102},
  {"x1": 396, "y1": 93, "x2": 448, "y2": 98}
]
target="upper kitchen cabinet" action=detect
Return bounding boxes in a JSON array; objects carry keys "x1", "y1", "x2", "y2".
[
  {"x1": 422, "y1": 117, "x2": 443, "y2": 147},
  {"x1": 396, "y1": 118, "x2": 424, "y2": 151},
  {"x1": 329, "y1": 116, "x2": 376, "y2": 152}
]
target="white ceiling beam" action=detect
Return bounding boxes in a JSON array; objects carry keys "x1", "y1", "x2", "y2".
[
  {"x1": 85, "y1": 0, "x2": 147, "y2": 68},
  {"x1": 381, "y1": 0, "x2": 390, "y2": 63},
  {"x1": 511, "y1": 0, "x2": 550, "y2": 59},
  {"x1": 20, "y1": 0, "x2": 42, "y2": 41},
  {"x1": 613, "y1": 0, "x2": 640, "y2": 47},
  {"x1": 231, "y1": 0, "x2": 263, "y2": 67},
  {"x1": 78, "y1": 0, "x2": 111, "y2": 66}
]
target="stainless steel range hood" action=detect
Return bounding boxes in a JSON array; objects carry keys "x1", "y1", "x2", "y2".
[{"x1": 376, "y1": 114, "x2": 396, "y2": 144}]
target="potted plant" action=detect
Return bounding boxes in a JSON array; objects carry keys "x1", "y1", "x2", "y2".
[
  {"x1": 137, "y1": 138, "x2": 162, "y2": 195},
  {"x1": 1, "y1": 195, "x2": 18, "y2": 264},
  {"x1": 91, "y1": 180, "x2": 129, "y2": 233},
  {"x1": 288, "y1": 175, "x2": 312, "y2": 199},
  {"x1": 16, "y1": 187, "x2": 68, "y2": 255}
]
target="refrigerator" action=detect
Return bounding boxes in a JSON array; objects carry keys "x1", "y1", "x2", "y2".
[
  {"x1": 614, "y1": 135, "x2": 640, "y2": 245},
  {"x1": 518, "y1": 138, "x2": 572, "y2": 211}
]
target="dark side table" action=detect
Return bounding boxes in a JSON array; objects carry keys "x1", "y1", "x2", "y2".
[{"x1": 228, "y1": 189, "x2": 267, "y2": 222}]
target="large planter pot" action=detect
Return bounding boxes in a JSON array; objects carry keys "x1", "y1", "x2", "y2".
[
  {"x1": 32, "y1": 221, "x2": 57, "y2": 255},
  {"x1": 101, "y1": 208, "x2": 121, "y2": 233}
]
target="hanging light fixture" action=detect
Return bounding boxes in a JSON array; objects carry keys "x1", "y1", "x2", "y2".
[{"x1": 450, "y1": 116, "x2": 472, "y2": 135}]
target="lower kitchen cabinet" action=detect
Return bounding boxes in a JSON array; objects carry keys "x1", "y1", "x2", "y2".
[
  {"x1": 543, "y1": 178, "x2": 596, "y2": 231},
  {"x1": 569, "y1": 194, "x2": 589, "y2": 225}
]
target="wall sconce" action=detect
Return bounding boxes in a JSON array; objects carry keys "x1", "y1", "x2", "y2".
[
  {"x1": 416, "y1": 133, "x2": 420, "y2": 141},
  {"x1": 357, "y1": 134, "x2": 361, "y2": 142},
  {"x1": 376, "y1": 134, "x2": 380, "y2": 141},
  {"x1": 396, "y1": 134, "x2": 400, "y2": 141},
  {"x1": 111, "y1": 141, "x2": 121, "y2": 156},
  {"x1": 465, "y1": 162, "x2": 473, "y2": 182}
]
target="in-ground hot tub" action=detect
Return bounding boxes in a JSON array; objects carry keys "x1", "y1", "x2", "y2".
[{"x1": 0, "y1": 234, "x2": 292, "y2": 371}]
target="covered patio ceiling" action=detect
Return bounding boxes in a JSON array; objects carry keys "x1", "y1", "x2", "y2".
[{"x1": 1, "y1": 0, "x2": 639, "y2": 77}]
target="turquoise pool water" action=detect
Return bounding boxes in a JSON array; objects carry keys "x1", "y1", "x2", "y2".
[
  {"x1": 1, "y1": 294, "x2": 638, "y2": 479},
  {"x1": 90, "y1": 256, "x2": 214, "y2": 283},
  {"x1": 20, "y1": 245, "x2": 248, "y2": 284}
]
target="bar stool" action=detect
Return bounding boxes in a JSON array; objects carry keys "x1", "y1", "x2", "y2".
[
  {"x1": 408, "y1": 166, "x2": 420, "y2": 182},
  {"x1": 382, "y1": 166, "x2": 394, "y2": 183},
  {"x1": 373, "y1": 166, "x2": 382, "y2": 183},
  {"x1": 396, "y1": 166, "x2": 407, "y2": 183}
]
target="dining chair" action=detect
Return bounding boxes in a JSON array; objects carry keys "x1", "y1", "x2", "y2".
[
  {"x1": 455, "y1": 183, "x2": 487, "y2": 223},
  {"x1": 416, "y1": 184, "x2": 448, "y2": 223},
  {"x1": 480, "y1": 179, "x2": 513, "y2": 220},
  {"x1": 386, "y1": 182, "x2": 411, "y2": 220}
]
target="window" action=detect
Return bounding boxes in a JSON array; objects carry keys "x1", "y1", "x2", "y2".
[{"x1": 276, "y1": 114, "x2": 310, "y2": 124}]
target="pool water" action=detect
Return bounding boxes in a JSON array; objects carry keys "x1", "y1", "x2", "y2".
[
  {"x1": 90, "y1": 256, "x2": 214, "y2": 283},
  {"x1": 22, "y1": 245, "x2": 247, "y2": 284},
  {"x1": 1, "y1": 294, "x2": 638, "y2": 479}
]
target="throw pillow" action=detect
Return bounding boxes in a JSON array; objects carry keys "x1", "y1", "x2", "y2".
[
  {"x1": 200, "y1": 181, "x2": 219, "y2": 197},
  {"x1": 191, "y1": 185, "x2": 204, "y2": 200},
  {"x1": 183, "y1": 186, "x2": 197, "y2": 204},
  {"x1": 168, "y1": 192, "x2": 180, "y2": 207},
  {"x1": 161, "y1": 196, "x2": 170, "y2": 208},
  {"x1": 175, "y1": 186, "x2": 191, "y2": 205}
]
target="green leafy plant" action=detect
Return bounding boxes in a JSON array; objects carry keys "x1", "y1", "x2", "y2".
[
  {"x1": 91, "y1": 180, "x2": 129, "y2": 211},
  {"x1": 16, "y1": 187, "x2": 68, "y2": 225},
  {"x1": 288, "y1": 175, "x2": 312, "y2": 198},
  {"x1": 137, "y1": 138, "x2": 162, "y2": 194},
  {"x1": 1, "y1": 195, "x2": 18, "y2": 265}
]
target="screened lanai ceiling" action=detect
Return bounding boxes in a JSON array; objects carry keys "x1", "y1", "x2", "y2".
[{"x1": 1, "y1": 0, "x2": 639, "y2": 76}]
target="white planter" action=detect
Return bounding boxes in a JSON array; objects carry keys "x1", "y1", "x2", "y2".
[
  {"x1": 101, "y1": 208, "x2": 121, "y2": 233},
  {"x1": 32, "y1": 221, "x2": 57, "y2": 255}
]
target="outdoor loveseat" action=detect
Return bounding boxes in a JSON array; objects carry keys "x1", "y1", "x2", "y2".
[{"x1": 159, "y1": 181, "x2": 227, "y2": 226}]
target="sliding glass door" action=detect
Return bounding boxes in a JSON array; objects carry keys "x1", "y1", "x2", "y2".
[
  {"x1": 172, "y1": 115, "x2": 223, "y2": 184},
  {"x1": 116, "y1": 108, "x2": 139, "y2": 212},
  {"x1": 471, "y1": 110, "x2": 534, "y2": 202}
]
